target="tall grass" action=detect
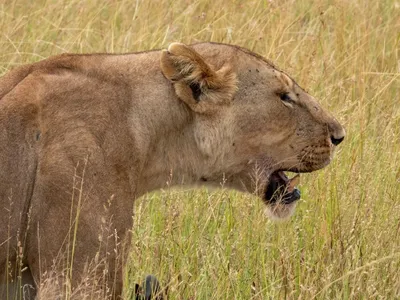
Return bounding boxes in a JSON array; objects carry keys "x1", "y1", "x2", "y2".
[{"x1": 1, "y1": 0, "x2": 399, "y2": 299}]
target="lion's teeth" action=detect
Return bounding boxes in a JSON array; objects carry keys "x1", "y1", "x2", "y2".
[
  {"x1": 277, "y1": 171, "x2": 289, "y2": 182},
  {"x1": 287, "y1": 174, "x2": 300, "y2": 192}
]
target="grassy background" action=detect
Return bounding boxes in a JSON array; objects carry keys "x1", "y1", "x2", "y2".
[{"x1": 1, "y1": 0, "x2": 399, "y2": 299}]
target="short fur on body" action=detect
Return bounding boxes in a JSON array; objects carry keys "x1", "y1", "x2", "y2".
[{"x1": 0, "y1": 42, "x2": 345, "y2": 299}]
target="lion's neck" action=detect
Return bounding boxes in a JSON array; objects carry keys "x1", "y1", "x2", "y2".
[
  {"x1": 137, "y1": 128, "x2": 205, "y2": 195},
  {"x1": 129, "y1": 88, "x2": 208, "y2": 197},
  {"x1": 115, "y1": 53, "x2": 229, "y2": 197}
]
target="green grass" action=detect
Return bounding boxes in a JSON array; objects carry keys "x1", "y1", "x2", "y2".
[{"x1": 1, "y1": 0, "x2": 399, "y2": 299}]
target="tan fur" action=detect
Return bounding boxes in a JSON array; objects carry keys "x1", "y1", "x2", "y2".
[
  {"x1": 0, "y1": 42, "x2": 345, "y2": 298},
  {"x1": 160, "y1": 43, "x2": 237, "y2": 114}
]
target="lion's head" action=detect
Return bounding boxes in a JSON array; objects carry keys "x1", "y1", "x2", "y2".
[{"x1": 160, "y1": 42, "x2": 345, "y2": 219}]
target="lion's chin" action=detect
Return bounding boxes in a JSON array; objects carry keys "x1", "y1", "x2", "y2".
[{"x1": 265, "y1": 202, "x2": 297, "y2": 220}]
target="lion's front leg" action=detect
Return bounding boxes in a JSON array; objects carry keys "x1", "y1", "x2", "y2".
[
  {"x1": 25, "y1": 151, "x2": 136, "y2": 299},
  {"x1": 28, "y1": 218, "x2": 131, "y2": 299}
]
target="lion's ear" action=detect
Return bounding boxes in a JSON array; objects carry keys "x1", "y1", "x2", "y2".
[{"x1": 160, "y1": 43, "x2": 237, "y2": 113}]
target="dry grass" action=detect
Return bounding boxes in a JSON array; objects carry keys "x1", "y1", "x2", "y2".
[{"x1": 1, "y1": 0, "x2": 399, "y2": 299}]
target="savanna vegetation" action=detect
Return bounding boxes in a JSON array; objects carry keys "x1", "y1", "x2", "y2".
[{"x1": 0, "y1": 0, "x2": 399, "y2": 299}]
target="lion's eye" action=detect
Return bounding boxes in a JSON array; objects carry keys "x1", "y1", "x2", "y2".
[{"x1": 279, "y1": 93, "x2": 293, "y2": 102}]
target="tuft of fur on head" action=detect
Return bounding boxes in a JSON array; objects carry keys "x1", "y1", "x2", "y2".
[{"x1": 160, "y1": 43, "x2": 237, "y2": 114}]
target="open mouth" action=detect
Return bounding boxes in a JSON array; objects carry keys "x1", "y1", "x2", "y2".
[{"x1": 264, "y1": 171, "x2": 301, "y2": 205}]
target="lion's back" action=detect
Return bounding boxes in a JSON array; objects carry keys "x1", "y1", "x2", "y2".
[{"x1": 0, "y1": 53, "x2": 137, "y2": 231}]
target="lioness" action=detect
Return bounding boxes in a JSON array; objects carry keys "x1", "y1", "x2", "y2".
[{"x1": 0, "y1": 42, "x2": 344, "y2": 299}]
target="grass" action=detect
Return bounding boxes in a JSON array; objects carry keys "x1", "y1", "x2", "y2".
[{"x1": 1, "y1": 0, "x2": 399, "y2": 299}]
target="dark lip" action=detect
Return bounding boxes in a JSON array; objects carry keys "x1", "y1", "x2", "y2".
[
  {"x1": 284, "y1": 162, "x2": 330, "y2": 174},
  {"x1": 284, "y1": 167, "x2": 313, "y2": 174},
  {"x1": 281, "y1": 188, "x2": 301, "y2": 204}
]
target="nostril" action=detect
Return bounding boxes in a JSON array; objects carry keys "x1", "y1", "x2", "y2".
[{"x1": 331, "y1": 135, "x2": 344, "y2": 146}]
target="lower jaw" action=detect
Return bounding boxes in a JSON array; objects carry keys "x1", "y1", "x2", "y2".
[{"x1": 265, "y1": 201, "x2": 297, "y2": 220}]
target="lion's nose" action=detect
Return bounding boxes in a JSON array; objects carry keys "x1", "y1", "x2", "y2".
[
  {"x1": 328, "y1": 120, "x2": 345, "y2": 146},
  {"x1": 331, "y1": 134, "x2": 344, "y2": 146}
]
